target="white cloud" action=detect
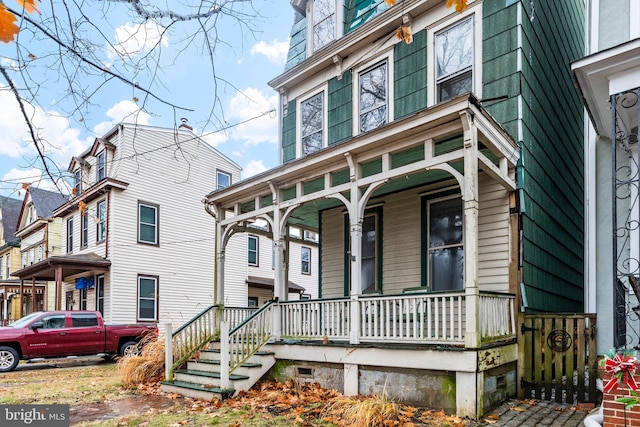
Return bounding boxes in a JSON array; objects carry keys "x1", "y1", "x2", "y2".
[
  {"x1": 93, "y1": 100, "x2": 152, "y2": 136},
  {"x1": 1, "y1": 167, "x2": 67, "y2": 197},
  {"x1": 243, "y1": 160, "x2": 268, "y2": 179},
  {"x1": 108, "y1": 21, "x2": 168, "y2": 60},
  {"x1": 250, "y1": 39, "x2": 289, "y2": 64},
  {"x1": 0, "y1": 86, "x2": 91, "y2": 164},
  {"x1": 226, "y1": 87, "x2": 278, "y2": 146}
]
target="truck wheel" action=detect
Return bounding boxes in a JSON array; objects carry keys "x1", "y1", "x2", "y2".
[
  {"x1": 119, "y1": 341, "x2": 140, "y2": 357},
  {"x1": 0, "y1": 346, "x2": 19, "y2": 372}
]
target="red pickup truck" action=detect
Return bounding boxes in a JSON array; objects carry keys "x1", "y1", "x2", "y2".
[{"x1": 0, "y1": 311, "x2": 157, "y2": 372}]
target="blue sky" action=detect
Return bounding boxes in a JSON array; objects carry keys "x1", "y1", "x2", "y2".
[{"x1": 0, "y1": 0, "x2": 293, "y2": 198}]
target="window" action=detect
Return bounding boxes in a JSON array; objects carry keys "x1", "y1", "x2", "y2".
[
  {"x1": 28, "y1": 249, "x2": 34, "y2": 265},
  {"x1": 248, "y1": 296, "x2": 259, "y2": 307},
  {"x1": 346, "y1": 208, "x2": 382, "y2": 295},
  {"x1": 21, "y1": 252, "x2": 26, "y2": 268},
  {"x1": 5, "y1": 254, "x2": 10, "y2": 278},
  {"x1": 66, "y1": 291, "x2": 74, "y2": 310},
  {"x1": 359, "y1": 61, "x2": 388, "y2": 133},
  {"x1": 301, "y1": 92, "x2": 324, "y2": 155},
  {"x1": 96, "y1": 150, "x2": 106, "y2": 181},
  {"x1": 436, "y1": 17, "x2": 473, "y2": 102},
  {"x1": 26, "y1": 204, "x2": 34, "y2": 224},
  {"x1": 301, "y1": 246, "x2": 311, "y2": 275},
  {"x1": 0, "y1": 257, "x2": 3, "y2": 280},
  {"x1": 96, "y1": 200, "x2": 106, "y2": 242},
  {"x1": 217, "y1": 171, "x2": 231, "y2": 190},
  {"x1": 81, "y1": 211, "x2": 88, "y2": 248},
  {"x1": 138, "y1": 202, "x2": 158, "y2": 245},
  {"x1": 96, "y1": 275, "x2": 104, "y2": 316},
  {"x1": 80, "y1": 288, "x2": 87, "y2": 310},
  {"x1": 312, "y1": 0, "x2": 335, "y2": 51},
  {"x1": 427, "y1": 196, "x2": 464, "y2": 291},
  {"x1": 37, "y1": 245, "x2": 42, "y2": 262},
  {"x1": 71, "y1": 313, "x2": 98, "y2": 327},
  {"x1": 248, "y1": 235, "x2": 259, "y2": 266},
  {"x1": 138, "y1": 275, "x2": 158, "y2": 321},
  {"x1": 67, "y1": 217, "x2": 74, "y2": 253},
  {"x1": 41, "y1": 314, "x2": 66, "y2": 329},
  {"x1": 73, "y1": 169, "x2": 82, "y2": 195}
]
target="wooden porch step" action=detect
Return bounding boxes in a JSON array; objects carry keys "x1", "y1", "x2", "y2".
[
  {"x1": 174, "y1": 369, "x2": 249, "y2": 381},
  {"x1": 190, "y1": 359, "x2": 263, "y2": 368},
  {"x1": 160, "y1": 380, "x2": 233, "y2": 401}
]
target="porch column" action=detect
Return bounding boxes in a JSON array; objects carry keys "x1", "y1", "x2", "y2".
[
  {"x1": 56, "y1": 266, "x2": 63, "y2": 310},
  {"x1": 19, "y1": 280, "x2": 23, "y2": 318},
  {"x1": 214, "y1": 208, "x2": 227, "y2": 306},
  {"x1": 462, "y1": 113, "x2": 481, "y2": 349},
  {"x1": 271, "y1": 198, "x2": 285, "y2": 340},
  {"x1": 348, "y1": 173, "x2": 363, "y2": 345},
  {"x1": 31, "y1": 277, "x2": 36, "y2": 312}
]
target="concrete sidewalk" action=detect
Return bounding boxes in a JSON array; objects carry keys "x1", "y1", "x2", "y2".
[{"x1": 474, "y1": 399, "x2": 591, "y2": 426}]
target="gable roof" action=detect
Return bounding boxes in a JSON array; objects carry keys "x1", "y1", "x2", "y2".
[
  {"x1": 0, "y1": 196, "x2": 22, "y2": 243},
  {"x1": 27, "y1": 187, "x2": 69, "y2": 218}
]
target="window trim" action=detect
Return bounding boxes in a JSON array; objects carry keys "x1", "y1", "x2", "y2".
[
  {"x1": 96, "y1": 274, "x2": 105, "y2": 316},
  {"x1": 96, "y1": 150, "x2": 106, "y2": 181},
  {"x1": 138, "y1": 201, "x2": 159, "y2": 246},
  {"x1": 308, "y1": 0, "x2": 342, "y2": 52},
  {"x1": 352, "y1": 52, "x2": 394, "y2": 136},
  {"x1": 301, "y1": 246, "x2": 311, "y2": 275},
  {"x1": 137, "y1": 275, "x2": 159, "y2": 322},
  {"x1": 96, "y1": 199, "x2": 107, "y2": 243},
  {"x1": 421, "y1": 191, "x2": 464, "y2": 292},
  {"x1": 427, "y1": 8, "x2": 482, "y2": 107},
  {"x1": 217, "y1": 170, "x2": 232, "y2": 190},
  {"x1": 73, "y1": 168, "x2": 82, "y2": 195},
  {"x1": 66, "y1": 217, "x2": 74, "y2": 253},
  {"x1": 248, "y1": 235, "x2": 259, "y2": 267},
  {"x1": 80, "y1": 211, "x2": 88, "y2": 248},
  {"x1": 297, "y1": 87, "x2": 328, "y2": 157}
]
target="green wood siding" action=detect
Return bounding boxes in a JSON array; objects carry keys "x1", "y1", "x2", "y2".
[
  {"x1": 394, "y1": 29, "x2": 427, "y2": 119},
  {"x1": 282, "y1": 100, "x2": 297, "y2": 163},
  {"x1": 483, "y1": 0, "x2": 585, "y2": 312},
  {"x1": 328, "y1": 71, "x2": 353, "y2": 145},
  {"x1": 285, "y1": 12, "x2": 307, "y2": 71}
]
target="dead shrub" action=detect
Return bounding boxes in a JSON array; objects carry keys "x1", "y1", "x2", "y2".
[
  {"x1": 118, "y1": 335, "x2": 165, "y2": 387},
  {"x1": 325, "y1": 390, "x2": 408, "y2": 427}
]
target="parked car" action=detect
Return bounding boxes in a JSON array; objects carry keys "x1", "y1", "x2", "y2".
[{"x1": 0, "y1": 311, "x2": 157, "y2": 372}]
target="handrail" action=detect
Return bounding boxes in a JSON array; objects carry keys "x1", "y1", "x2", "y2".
[
  {"x1": 170, "y1": 305, "x2": 223, "y2": 379},
  {"x1": 219, "y1": 300, "x2": 275, "y2": 388}
]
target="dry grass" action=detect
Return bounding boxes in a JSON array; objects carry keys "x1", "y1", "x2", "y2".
[
  {"x1": 117, "y1": 336, "x2": 165, "y2": 387},
  {"x1": 325, "y1": 389, "x2": 410, "y2": 427}
]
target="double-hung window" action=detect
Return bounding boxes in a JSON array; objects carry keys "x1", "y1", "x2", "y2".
[
  {"x1": 73, "y1": 169, "x2": 82, "y2": 195},
  {"x1": 359, "y1": 61, "x2": 388, "y2": 133},
  {"x1": 427, "y1": 196, "x2": 464, "y2": 291},
  {"x1": 301, "y1": 92, "x2": 324, "y2": 155},
  {"x1": 301, "y1": 247, "x2": 311, "y2": 275},
  {"x1": 67, "y1": 217, "x2": 74, "y2": 253},
  {"x1": 217, "y1": 171, "x2": 231, "y2": 190},
  {"x1": 312, "y1": 0, "x2": 335, "y2": 51},
  {"x1": 0, "y1": 257, "x2": 3, "y2": 280},
  {"x1": 248, "y1": 235, "x2": 258, "y2": 266},
  {"x1": 138, "y1": 275, "x2": 158, "y2": 321},
  {"x1": 138, "y1": 202, "x2": 158, "y2": 245},
  {"x1": 80, "y1": 211, "x2": 88, "y2": 248},
  {"x1": 96, "y1": 151, "x2": 106, "y2": 181},
  {"x1": 435, "y1": 17, "x2": 474, "y2": 102},
  {"x1": 96, "y1": 200, "x2": 106, "y2": 242}
]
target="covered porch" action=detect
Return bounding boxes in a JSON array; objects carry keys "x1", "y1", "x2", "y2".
[{"x1": 166, "y1": 94, "x2": 521, "y2": 418}]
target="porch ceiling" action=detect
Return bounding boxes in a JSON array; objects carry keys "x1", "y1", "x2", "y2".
[
  {"x1": 206, "y1": 94, "x2": 518, "y2": 231},
  {"x1": 13, "y1": 253, "x2": 111, "y2": 281}
]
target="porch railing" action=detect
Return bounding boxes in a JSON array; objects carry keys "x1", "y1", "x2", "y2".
[
  {"x1": 219, "y1": 301, "x2": 275, "y2": 388},
  {"x1": 479, "y1": 292, "x2": 517, "y2": 341},
  {"x1": 281, "y1": 298, "x2": 350, "y2": 339}
]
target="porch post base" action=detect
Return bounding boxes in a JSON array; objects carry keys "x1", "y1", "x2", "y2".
[
  {"x1": 343, "y1": 363, "x2": 359, "y2": 396},
  {"x1": 456, "y1": 371, "x2": 480, "y2": 418}
]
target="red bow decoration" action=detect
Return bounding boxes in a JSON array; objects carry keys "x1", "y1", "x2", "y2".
[{"x1": 604, "y1": 354, "x2": 639, "y2": 393}]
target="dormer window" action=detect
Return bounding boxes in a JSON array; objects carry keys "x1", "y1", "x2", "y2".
[
  {"x1": 26, "y1": 204, "x2": 35, "y2": 224},
  {"x1": 96, "y1": 150, "x2": 106, "y2": 181},
  {"x1": 312, "y1": 0, "x2": 336, "y2": 51},
  {"x1": 73, "y1": 169, "x2": 82, "y2": 195},
  {"x1": 436, "y1": 17, "x2": 474, "y2": 102}
]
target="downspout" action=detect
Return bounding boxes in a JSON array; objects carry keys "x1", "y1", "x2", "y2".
[{"x1": 105, "y1": 191, "x2": 111, "y2": 259}]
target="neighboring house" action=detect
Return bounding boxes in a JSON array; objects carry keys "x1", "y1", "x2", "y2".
[
  {"x1": 13, "y1": 123, "x2": 242, "y2": 328},
  {"x1": 224, "y1": 222, "x2": 319, "y2": 307},
  {"x1": 13, "y1": 187, "x2": 68, "y2": 317},
  {"x1": 0, "y1": 196, "x2": 25, "y2": 324},
  {"x1": 572, "y1": 1, "x2": 640, "y2": 354},
  {"x1": 165, "y1": 0, "x2": 585, "y2": 419}
]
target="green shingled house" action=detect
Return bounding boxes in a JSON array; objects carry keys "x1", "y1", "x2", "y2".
[{"x1": 163, "y1": 0, "x2": 585, "y2": 418}]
